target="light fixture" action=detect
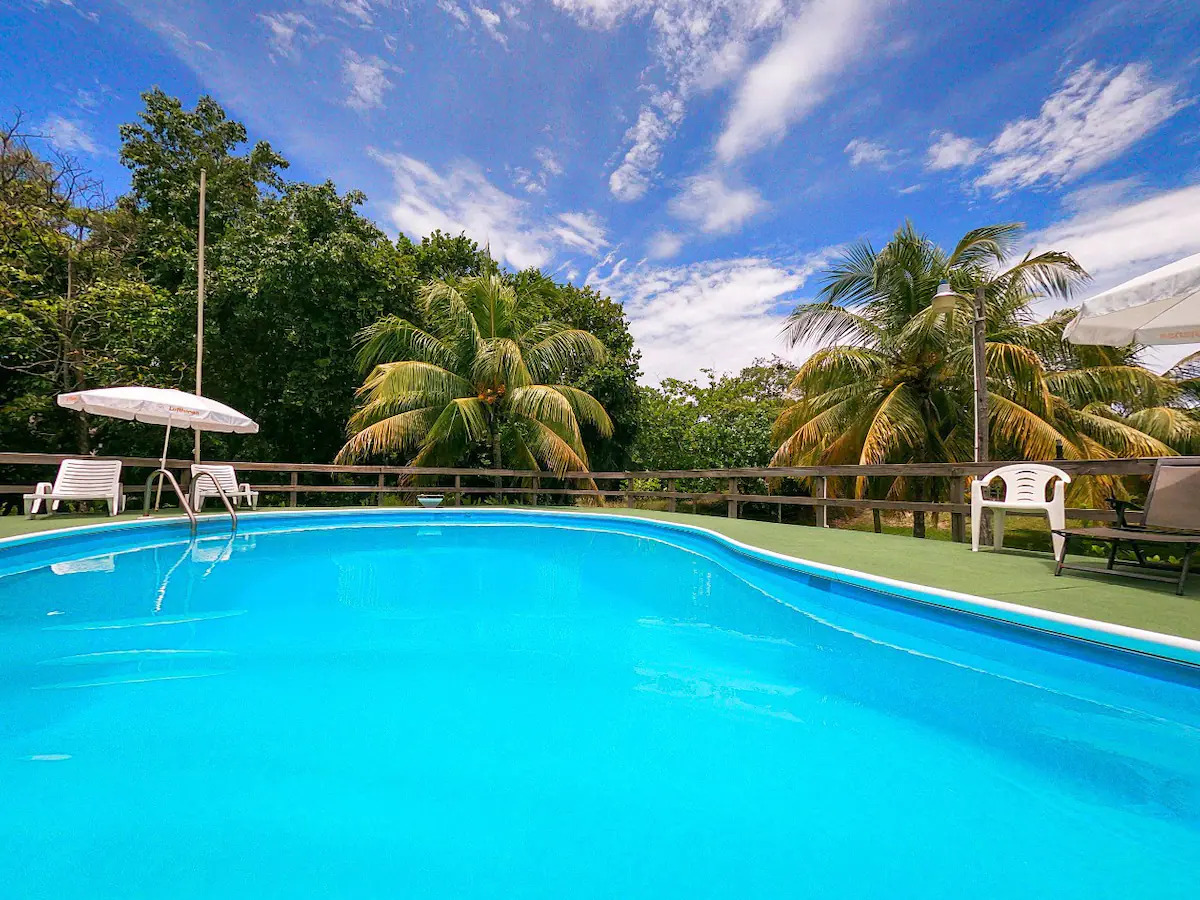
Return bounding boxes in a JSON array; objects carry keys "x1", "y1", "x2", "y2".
[{"x1": 930, "y1": 282, "x2": 959, "y2": 314}]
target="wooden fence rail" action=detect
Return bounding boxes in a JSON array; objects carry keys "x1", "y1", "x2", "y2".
[{"x1": 0, "y1": 452, "x2": 1158, "y2": 541}]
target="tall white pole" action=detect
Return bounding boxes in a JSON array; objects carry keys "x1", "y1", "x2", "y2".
[{"x1": 194, "y1": 168, "x2": 206, "y2": 464}]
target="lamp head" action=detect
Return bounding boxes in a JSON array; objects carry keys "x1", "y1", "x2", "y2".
[{"x1": 930, "y1": 281, "x2": 959, "y2": 313}]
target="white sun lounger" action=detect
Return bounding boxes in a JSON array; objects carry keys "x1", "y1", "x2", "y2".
[
  {"x1": 24, "y1": 458, "x2": 125, "y2": 517},
  {"x1": 190, "y1": 464, "x2": 259, "y2": 511}
]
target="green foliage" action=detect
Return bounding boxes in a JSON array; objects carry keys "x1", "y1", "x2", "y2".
[
  {"x1": 634, "y1": 358, "x2": 798, "y2": 470},
  {"x1": 339, "y1": 274, "x2": 614, "y2": 478}
]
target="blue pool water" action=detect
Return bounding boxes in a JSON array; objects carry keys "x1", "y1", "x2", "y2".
[{"x1": 0, "y1": 510, "x2": 1197, "y2": 899}]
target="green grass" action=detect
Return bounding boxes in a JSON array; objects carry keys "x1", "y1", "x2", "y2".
[{"x1": 3, "y1": 503, "x2": 1198, "y2": 641}]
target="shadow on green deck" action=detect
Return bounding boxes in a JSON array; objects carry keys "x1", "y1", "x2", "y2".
[{"x1": 1, "y1": 505, "x2": 1196, "y2": 641}]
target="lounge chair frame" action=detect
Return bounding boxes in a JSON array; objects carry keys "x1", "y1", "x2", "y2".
[{"x1": 1053, "y1": 457, "x2": 1200, "y2": 595}]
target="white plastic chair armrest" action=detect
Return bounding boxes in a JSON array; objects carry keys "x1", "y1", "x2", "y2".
[
  {"x1": 1052, "y1": 480, "x2": 1067, "y2": 505},
  {"x1": 33, "y1": 481, "x2": 53, "y2": 494}
]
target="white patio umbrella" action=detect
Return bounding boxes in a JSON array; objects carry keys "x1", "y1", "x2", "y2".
[
  {"x1": 1065, "y1": 252, "x2": 1200, "y2": 346},
  {"x1": 57, "y1": 386, "x2": 258, "y2": 470}
]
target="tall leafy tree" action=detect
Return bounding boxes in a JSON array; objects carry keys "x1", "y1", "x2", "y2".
[
  {"x1": 203, "y1": 182, "x2": 411, "y2": 462},
  {"x1": 337, "y1": 274, "x2": 613, "y2": 476}
]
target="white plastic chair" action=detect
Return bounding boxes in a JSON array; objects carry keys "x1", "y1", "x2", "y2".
[
  {"x1": 190, "y1": 464, "x2": 259, "y2": 510},
  {"x1": 972, "y1": 464, "x2": 1071, "y2": 556},
  {"x1": 23, "y1": 459, "x2": 125, "y2": 517}
]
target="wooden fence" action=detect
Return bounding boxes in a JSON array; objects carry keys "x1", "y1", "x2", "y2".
[{"x1": 0, "y1": 452, "x2": 1157, "y2": 542}]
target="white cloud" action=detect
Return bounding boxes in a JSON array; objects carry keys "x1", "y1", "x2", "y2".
[
  {"x1": 926, "y1": 131, "x2": 982, "y2": 170},
  {"x1": 437, "y1": 0, "x2": 470, "y2": 26},
  {"x1": 553, "y1": 1, "x2": 786, "y2": 200},
  {"x1": 472, "y1": 5, "x2": 507, "y2": 44},
  {"x1": 586, "y1": 252, "x2": 833, "y2": 384},
  {"x1": 512, "y1": 146, "x2": 563, "y2": 194},
  {"x1": 318, "y1": 0, "x2": 379, "y2": 25},
  {"x1": 42, "y1": 114, "x2": 101, "y2": 155},
  {"x1": 343, "y1": 52, "x2": 395, "y2": 111},
  {"x1": 32, "y1": 0, "x2": 99, "y2": 23},
  {"x1": 371, "y1": 150, "x2": 610, "y2": 271},
  {"x1": 926, "y1": 63, "x2": 1187, "y2": 194},
  {"x1": 553, "y1": 211, "x2": 609, "y2": 255},
  {"x1": 647, "y1": 231, "x2": 684, "y2": 260},
  {"x1": 716, "y1": 0, "x2": 879, "y2": 162},
  {"x1": 608, "y1": 92, "x2": 684, "y2": 201},
  {"x1": 669, "y1": 172, "x2": 766, "y2": 234},
  {"x1": 978, "y1": 62, "x2": 1187, "y2": 194},
  {"x1": 844, "y1": 138, "x2": 895, "y2": 170},
  {"x1": 258, "y1": 12, "x2": 315, "y2": 60},
  {"x1": 1032, "y1": 182, "x2": 1200, "y2": 288}
]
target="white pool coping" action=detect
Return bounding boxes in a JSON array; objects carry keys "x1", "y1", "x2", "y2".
[{"x1": 3, "y1": 506, "x2": 1199, "y2": 666}]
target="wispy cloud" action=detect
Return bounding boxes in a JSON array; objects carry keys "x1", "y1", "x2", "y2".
[
  {"x1": 32, "y1": 0, "x2": 99, "y2": 24},
  {"x1": 844, "y1": 138, "x2": 897, "y2": 170},
  {"x1": 371, "y1": 150, "x2": 610, "y2": 271},
  {"x1": 437, "y1": 0, "x2": 470, "y2": 26},
  {"x1": 343, "y1": 51, "x2": 396, "y2": 111},
  {"x1": 513, "y1": 146, "x2": 564, "y2": 194},
  {"x1": 318, "y1": 0, "x2": 380, "y2": 26},
  {"x1": 609, "y1": 92, "x2": 684, "y2": 201},
  {"x1": 472, "y1": 4, "x2": 507, "y2": 44},
  {"x1": 927, "y1": 62, "x2": 1187, "y2": 195},
  {"x1": 553, "y1": 211, "x2": 609, "y2": 255},
  {"x1": 925, "y1": 131, "x2": 982, "y2": 170},
  {"x1": 258, "y1": 12, "x2": 315, "y2": 60},
  {"x1": 716, "y1": 0, "x2": 880, "y2": 163},
  {"x1": 669, "y1": 172, "x2": 766, "y2": 235},
  {"x1": 41, "y1": 114, "x2": 102, "y2": 155},
  {"x1": 554, "y1": 0, "x2": 785, "y2": 201},
  {"x1": 586, "y1": 251, "x2": 835, "y2": 384},
  {"x1": 1033, "y1": 182, "x2": 1200, "y2": 286}
]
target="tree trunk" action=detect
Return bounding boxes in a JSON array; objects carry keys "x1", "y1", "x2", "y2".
[
  {"x1": 491, "y1": 429, "x2": 502, "y2": 502},
  {"x1": 872, "y1": 508, "x2": 882, "y2": 534}
]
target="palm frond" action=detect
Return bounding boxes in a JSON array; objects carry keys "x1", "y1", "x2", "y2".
[
  {"x1": 859, "y1": 383, "x2": 926, "y2": 465},
  {"x1": 335, "y1": 406, "x2": 442, "y2": 463},
  {"x1": 354, "y1": 316, "x2": 456, "y2": 373},
  {"x1": 523, "y1": 327, "x2": 608, "y2": 381},
  {"x1": 945, "y1": 223, "x2": 1023, "y2": 269},
  {"x1": 549, "y1": 384, "x2": 614, "y2": 436}
]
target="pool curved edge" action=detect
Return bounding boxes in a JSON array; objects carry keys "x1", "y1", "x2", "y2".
[{"x1": 3, "y1": 506, "x2": 1198, "y2": 667}]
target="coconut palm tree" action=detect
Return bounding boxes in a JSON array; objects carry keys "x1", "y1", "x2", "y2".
[
  {"x1": 771, "y1": 222, "x2": 1196, "y2": 526},
  {"x1": 337, "y1": 274, "x2": 613, "y2": 477}
]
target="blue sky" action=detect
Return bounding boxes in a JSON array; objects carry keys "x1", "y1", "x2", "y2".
[{"x1": 5, "y1": 0, "x2": 1200, "y2": 383}]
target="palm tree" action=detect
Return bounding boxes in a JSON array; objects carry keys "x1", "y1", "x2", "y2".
[
  {"x1": 771, "y1": 222, "x2": 1197, "y2": 529},
  {"x1": 337, "y1": 274, "x2": 614, "y2": 478}
]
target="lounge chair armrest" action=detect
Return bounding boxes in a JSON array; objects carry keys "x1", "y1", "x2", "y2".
[
  {"x1": 1107, "y1": 497, "x2": 1141, "y2": 528},
  {"x1": 239, "y1": 482, "x2": 253, "y2": 493},
  {"x1": 33, "y1": 481, "x2": 53, "y2": 494}
]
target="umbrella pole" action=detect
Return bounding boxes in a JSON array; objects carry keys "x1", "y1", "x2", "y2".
[{"x1": 155, "y1": 421, "x2": 172, "y2": 511}]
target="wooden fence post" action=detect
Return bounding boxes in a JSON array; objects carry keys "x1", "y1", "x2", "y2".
[
  {"x1": 667, "y1": 479, "x2": 676, "y2": 513},
  {"x1": 454, "y1": 475, "x2": 462, "y2": 506},
  {"x1": 727, "y1": 478, "x2": 739, "y2": 519},
  {"x1": 625, "y1": 476, "x2": 634, "y2": 508},
  {"x1": 531, "y1": 476, "x2": 539, "y2": 506},
  {"x1": 289, "y1": 471, "x2": 299, "y2": 507},
  {"x1": 950, "y1": 476, "x2": 966, "y2": 543},
  {"x1": 376, "y1": 473, "x2": 385, "y2": 507},
  {"x1": 815, "y1": 476, "x2": 828, "y2": 528}
]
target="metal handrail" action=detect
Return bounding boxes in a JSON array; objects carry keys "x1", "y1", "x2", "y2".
[
  {"x1": 143, "y1": 468, "x2": 196, "y2": 529},
  {"x1": 191, "y1": 470, "x2": 238, "y2": 531}
]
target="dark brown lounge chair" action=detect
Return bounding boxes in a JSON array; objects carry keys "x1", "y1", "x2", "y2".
[{"x1": 1054, "y1": 457, "x2": 1200, "y2": 595}]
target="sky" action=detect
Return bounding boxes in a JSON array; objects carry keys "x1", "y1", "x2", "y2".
[{"x1": 4, "y1": 0, "x2": 1200, "y2": 384}]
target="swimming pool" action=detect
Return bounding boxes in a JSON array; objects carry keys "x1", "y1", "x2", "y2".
[{"x1": 1, "y1": 509, "x2": 1197, "y2": 899}]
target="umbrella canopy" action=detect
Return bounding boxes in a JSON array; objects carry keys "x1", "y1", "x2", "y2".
[
  {"x1": 1065, "y1": 252, "x2": 1200, "y2": 346},
  {"x1": 57, "y1": 387, "x2": 258, "y2": 434}
]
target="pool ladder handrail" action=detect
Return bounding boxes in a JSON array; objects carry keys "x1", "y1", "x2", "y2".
[{"x1": 142, "y1": 469, "x2": 238, "y2": 533}]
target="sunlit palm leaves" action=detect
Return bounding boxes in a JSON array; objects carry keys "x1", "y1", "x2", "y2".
[
  {"x1": 337, "y1": 274, "x2": 613, "y2": 477},
  {"x1": 771, "y1": 220, "x2": 1199, "y2": 505}
]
